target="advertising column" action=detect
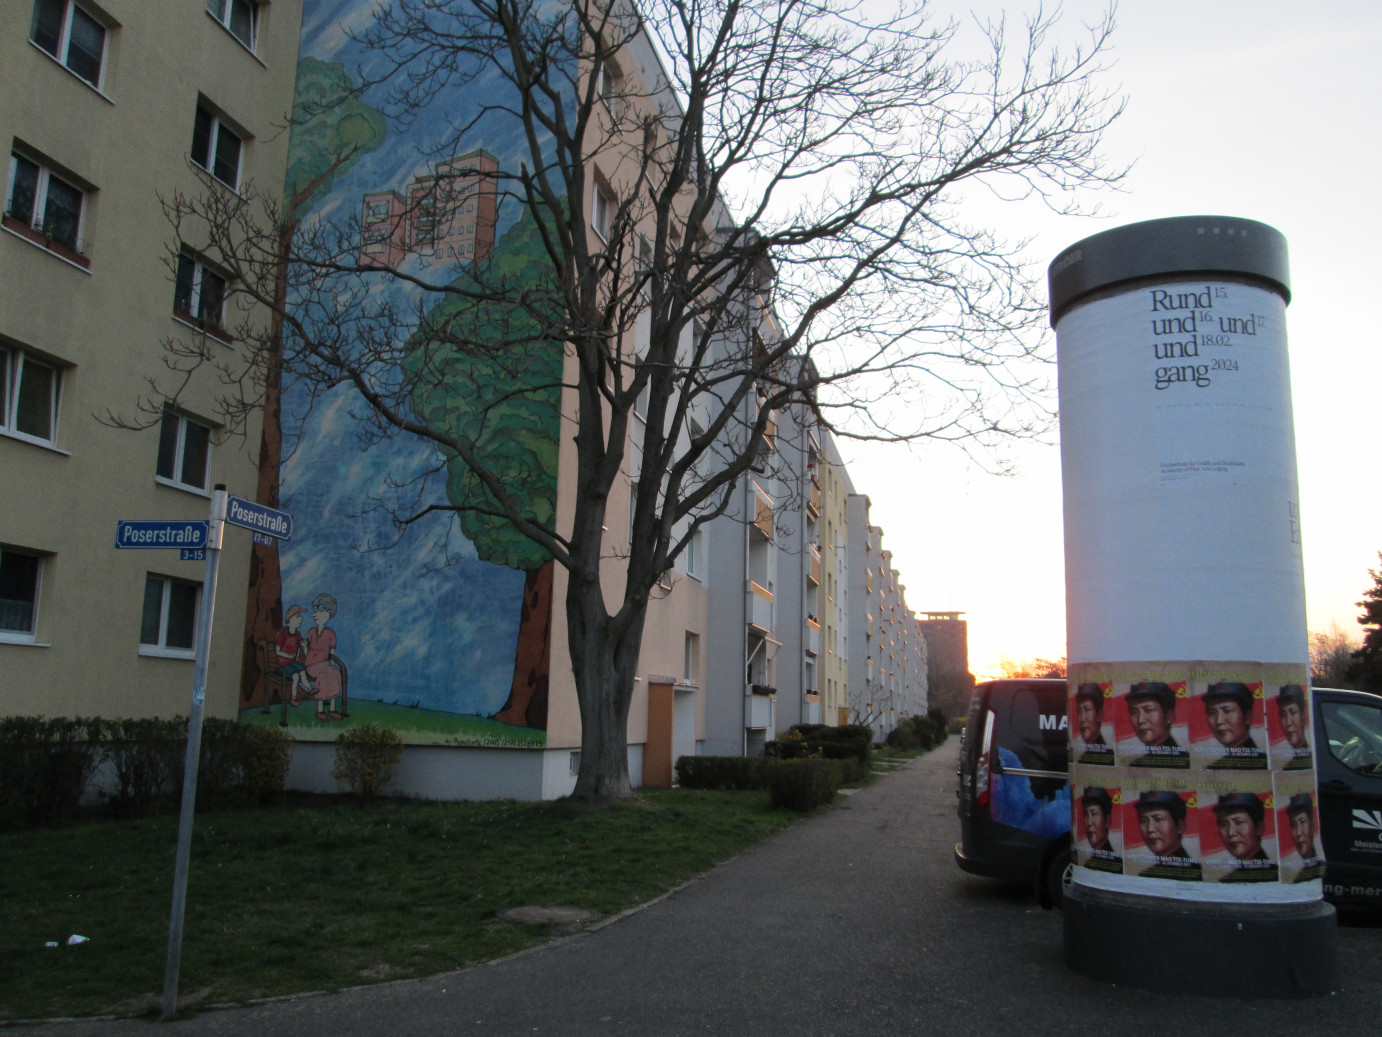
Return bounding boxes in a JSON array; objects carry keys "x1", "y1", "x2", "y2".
[{"x1": 1051, "y1": 216, "x2": 1336, "y2": 997}]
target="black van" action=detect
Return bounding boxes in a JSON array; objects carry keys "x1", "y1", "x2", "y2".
[
  {"x1": 954, "y1": 679, "x2": 1382, "y2": 910},
  {"x1": 954, "y1": 678, "x2": 1072, "y2": 907},
  {"x1": 1314, "y1": 687, "x2": 1382, "y2": 907}
]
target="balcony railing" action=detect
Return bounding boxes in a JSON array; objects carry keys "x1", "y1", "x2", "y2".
[{"x1": 748, "y1": 580, "x2": 774, "y2": 632}]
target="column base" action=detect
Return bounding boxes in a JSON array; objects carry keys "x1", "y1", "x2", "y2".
[{"x1": 1064, "y1": 882, "x2": 1338, "y2": 998}]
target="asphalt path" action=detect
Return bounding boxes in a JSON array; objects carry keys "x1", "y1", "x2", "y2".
[{"x1": 30, "y1": 745, "x2": 1382, "y2": 1036}]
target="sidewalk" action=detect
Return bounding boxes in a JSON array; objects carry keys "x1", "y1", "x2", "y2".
[{"x1": 28, "y1": 746, "x2": 1382, "y2": 1036}]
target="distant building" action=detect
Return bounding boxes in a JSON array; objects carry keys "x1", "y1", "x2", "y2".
[{"x1": 919, "y1": 612, "x2": 973, "y2": 717}]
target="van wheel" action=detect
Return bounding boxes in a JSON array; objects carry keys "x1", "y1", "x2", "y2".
[{"x1": 1040, "y1": 837, "x2": 1073, "y2": 910}]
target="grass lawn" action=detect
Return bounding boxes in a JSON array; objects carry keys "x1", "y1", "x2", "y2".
[
  {"x1": 239, "y1": 699, "x2": 547, "y2": 746},
  {"x1": 0, "y1": 790, "x2": 797, "y2": 1021}
]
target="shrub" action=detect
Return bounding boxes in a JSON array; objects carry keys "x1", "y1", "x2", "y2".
[
  {"x1": 886, "y1": 724, "x2": 920, "y2": 750},
  {"x1": 241, "y1": 725, "x2": 294, "y2": 803},
  {"x1": 675, "y1": 755, "x2": 767, "y2": 790},
  {"x1": 0, "y1": 717, "x2": 104, "y2": 829},
  {"x1": 836, "y1": 756, "x2": 866, "y2": 786},
  {"x1": 333, "y1": 724, "x2": 403, "y2": 797},
  {"x1": 196, "y1": 718, "x2": 252, "y2": 809},
  {"x1": 926, "y1": 706, "x2": 951, "y2": 744},
  {"x1": 105, "y1": 717, "x2": 186, "y2": 817},
  {"x1": 766, "y1": 758, "x2": 840, "y2": 811},
  {"x1": 787, "y1": 723, "x2": 872, "y2": 764}
]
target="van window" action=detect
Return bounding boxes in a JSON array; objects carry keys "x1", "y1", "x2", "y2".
[
  {"x1": 1321, "y1": 699, "x2": 1382, "y2": 776},
  {"x1": 993, "y1": 682, "x2": 1068, "y2": 773}
]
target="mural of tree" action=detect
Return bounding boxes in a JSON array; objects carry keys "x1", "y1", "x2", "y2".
[
  {"x1": 404, "y1": 211, "x2": 563, "y2": 728},
  {"x1": 241, "y1": 59, "x2": 387, "y2": 708}
]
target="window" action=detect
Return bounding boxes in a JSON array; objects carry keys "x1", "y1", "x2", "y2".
[
  {"x1": 5, "y1": 151, "x2": 86, "y2": 256},
  {"x1": 173, "y1": 252, "x2": 228, "y2": 333},
  {"x1": 0, "y1": 548, "x2": 43, "y2": 640},
  {"x1": 30, "y1": 0, "x2": 106, "y2": 87},
  {"x1": 140, "y1": 574, "x2": 200, "y2": 656},
  {"x1": 684, "y1": 632, "x2": 699, "y2": 684},
  {"x1": 1322, "y1": 699, "x2": 1382, "y2": 776},
  {"x1": 1, "y1": 345, "x2": 60, "y2": 445},
  {"x1": 156, "y1": 412, "x2": 211, "y2": 491},
  {"x1": 205, "y1": 0, "x2": 257, "y2": 51},
  {"x1": 191, "y1": 104, "x2": 243, "y2": 189},
  {"x1": 684, "y1": 528, "x2": 701, "y2": 579},
  {"x1": 592, "y1": 182, "x2": 613, "y2": 240}
]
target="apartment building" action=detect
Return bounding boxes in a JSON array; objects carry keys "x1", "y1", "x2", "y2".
[
  {"x1": 846, "y1": 495, "x2": 928, "y2": 740},
  {"x1": 1, "y1": 0, "x2": 301, "y2": 718},
  {"x1": 2, "y1": 1, "x2": 936, "y2": 794}
]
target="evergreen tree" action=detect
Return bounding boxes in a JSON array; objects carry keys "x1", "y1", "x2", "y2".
[{"x1": 1346, "y1": 553, "x2": 1382, "y2": 693}]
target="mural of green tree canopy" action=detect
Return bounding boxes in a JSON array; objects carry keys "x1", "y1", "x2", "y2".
[{"x1": 239, "y1": 0, "x2": 565, "y2": 747}]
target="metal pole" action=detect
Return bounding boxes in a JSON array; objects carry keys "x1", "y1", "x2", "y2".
[{"x1": 161, "y1": 485, "x2": 227, "y2": 1019}]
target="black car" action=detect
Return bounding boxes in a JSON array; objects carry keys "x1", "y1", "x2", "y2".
[{"x1": 954, "y1": 680, "x2": 1382, "y2": 909}]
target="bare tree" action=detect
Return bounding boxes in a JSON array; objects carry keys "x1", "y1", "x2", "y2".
[
  {"x1": 1309, "y1": 623, "x2": 1358, "y2": 689},
  {"x1": 151, "y1": 0, "x2": 1123, "y2": 801},
  {"x1": 998, "y1": 656, "x2": 1068, "y2": 679}
]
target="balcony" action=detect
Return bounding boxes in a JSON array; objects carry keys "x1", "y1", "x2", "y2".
[
  {"x1": 746, "y1": 684, "x2": 775, "y2": 729},
  {"x1": 805, "y1": 618, "x2": 820, "y2": 655},
  {"x1": 808, "y1": 545, "x2": 821, "y2": 585},
  {"x1": 748, "y1": 581, "x2": 774, "y2": 632},
  {"x1": 808, "y1": 474, "x2": 821, "y2": 517},
  {"x1": 753, "y1": 489, "x2": 774, "y2": 539}
]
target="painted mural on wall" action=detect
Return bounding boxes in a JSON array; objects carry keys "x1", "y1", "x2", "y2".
[{"x1": 238, "y1": 1, "x2": 565, "y2": 746}]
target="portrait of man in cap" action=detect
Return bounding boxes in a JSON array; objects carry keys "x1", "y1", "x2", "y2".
[
  {"x1": 1077, "y1": 786, "x2": 1122, "y2": 873},
  {"x1": 1125, "y1": 682, "x2": 1189, "y2": 768},
  {"x1": 1206, "y1": 793, "x2": 1278, "y2": 883},
  {"x1": 1275, "y1": 685, "x2": 1313, "y2": 770},
  {"x1": 1074, "y1": 683, "x2": 1114, "y2": 765},
  {"x1": 1131, "y1": 790, "x2": 1200, "y2": 879},
  {"x1": 1279, "y1": 793, "x2": 1326, "y2": 883},
  {"x1": 1203, "y1": 682, "x2": 1266, "y2": 769}
]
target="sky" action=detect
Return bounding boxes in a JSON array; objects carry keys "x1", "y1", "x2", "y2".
[{"x1": 839, "y1": 1, "x2": 1382, "y2": 680}]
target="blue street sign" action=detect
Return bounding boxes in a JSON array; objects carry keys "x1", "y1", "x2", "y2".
[
  {"x1": 115, "y1": 520, "x2": 209, "y2": 550},
  {"x1": 252, "y1": 532, "x2": 276, "y2": 546},
  {"x1": 180, "y1": 549, "x2": 207, "y2": 562},
  {"x1": 224, "y1": 495, "x2": 293, "y2": 540}
]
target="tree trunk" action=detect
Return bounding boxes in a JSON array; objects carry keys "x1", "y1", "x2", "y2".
[
  {"x1": 567, "y1": 569, "x2": 648, "y2": 803},
  {"x1": 239, "y1": 224, "x2": 293, "y2": 709},
  {"x1": 491, "y1": 559, "x2": 554, "y2": 728}
]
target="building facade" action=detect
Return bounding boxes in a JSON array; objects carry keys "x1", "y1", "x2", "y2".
[
  {"x1": 2, "y1": 0, "x2": 301, "y2": 718},
  {"x1": 3, "y1": 0, "x2": 939, "y2": 797}
]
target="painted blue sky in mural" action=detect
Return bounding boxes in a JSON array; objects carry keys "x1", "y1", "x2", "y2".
[{"x1": 277, "y1": 0, "x2": 563, "y2": 717}]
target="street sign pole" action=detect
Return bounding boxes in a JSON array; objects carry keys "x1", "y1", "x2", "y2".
[{"x1": 161, "y1": 485, "x2": 227, "y2": 1019}]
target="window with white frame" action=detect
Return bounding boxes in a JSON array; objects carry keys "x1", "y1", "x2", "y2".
[
  {"x1": 683, "y1": 528, "x2": 701, "y2": 580},
  {"x1": 592, "y1": 181, "x2": 613, "y2": 240},
  {"x1": 683, "y1": 631, "x2": 699, "y2": 684},
  {"x1": 140, "y1": 574, "x2": 200, "y2": 655},
  {"x1": 173, "y1": 252, "x2": 228, "y2": 332},
  {"x1": 6, "y1": 151, "x2": 86, "y2": 255},
  {"x1": 191, "y1": 104, "x2": 243, "y2": 189},
  {"x1": 30, "y1": 0, "x2": 106, "y2": 87},
  {"x1": 0, "y1": 547, "x2": 43, "y2": 640},
  {"x1": 0, "y1": 344, "x2": 60, "y2": 445},
  {"x1": 156, "y1": 412, "x2": 211, "y2": 492},
  {"x1": 205, "y1": 0, "x2": 257, "y2": 51}
]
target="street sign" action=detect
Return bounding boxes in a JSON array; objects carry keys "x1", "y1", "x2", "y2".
[
  {"x1": 115, "y1": 520, "x2": 209, "y2": 550},
  {"x1": 224, "y1": 495, "x2": 292, "y2": 540},
  {"x1": 252, "y1": 532, "x2": 276, "y2": 546},
  {"x1": 180, "y1": 548, "x2": 207, "y2": 562}
]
